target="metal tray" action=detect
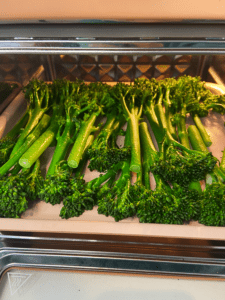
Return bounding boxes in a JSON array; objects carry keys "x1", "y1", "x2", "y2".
[{"x1": 0, "y1": 82, "x2": 225, "y2": 240}]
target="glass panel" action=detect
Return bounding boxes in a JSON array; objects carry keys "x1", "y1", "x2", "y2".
[{"x1": 0, "y1": 268, "x2": 225, "y2": 300}]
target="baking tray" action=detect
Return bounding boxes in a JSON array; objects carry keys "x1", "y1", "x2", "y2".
[{"x1": 0, "y1": 82, "x2": 225, "y2": 240}]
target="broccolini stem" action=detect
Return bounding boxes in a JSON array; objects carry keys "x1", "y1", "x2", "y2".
[
  {"x1": 128, "y1": 112, "x2": 141, "y2": 173},
  {"x1": 177, "y1": 106, "x2": 190, "y2": 149},
  {"x1": 47, "y1": 120, "x2": 74, "y2": 176},
  {"x1": 68, "y1": 112, "x2": 99, "y2": 168},
  {"x1": 155, "y1": 92, "x2": 177, "y2": 141},
  {"x1": 119, "y1": 91, "x2": 142, "y2": 173},
  {"x1": 155, "y1": 103, "x2": 207, "y2": 158},
  {"x1": 113, "y1": 123, "x2": 132, "y2": 187},
  {"x1": 188, "y1": 125, "x2": 208, "y2": 152},
  {"x1": 192, "y1": 114, "x2": 212, "y2": 147},
  {"x1": 139, "y1": 122, "x2": 157, "y2": 190},
  {"x1": 91, "y1": 161, "x2": 124, "y2": 190},
  {"x1": 110, "y1": 118, "x2": 125, "y2": 148},
  {"x1": 10, "y1": 97, "x2": 49, "y2": 158},
  {"x1": 103, "y1": 114, "x2": 118, "y2": 136},
  {"x1": 31, "y1": 158, "x2": 41, "y2": 177},
  {"x1": 0, "y1": 114, "x2": 51, "y2": 176},
  {"x1": 164, "y1": 87, "x2": 177, "y2": 140},
  {"x1": 144, "y1": 104, "x2": 164, "y2": 151},
  {"x1": 19, "y1": 119, "x2": 58, "y2": 169},
  {"x1": 165, "y1": 109, "x2": 177, "y2": 140},
  {"x1": 220, "y1": 149, "x2": 225, "y2": 173},
  {"x1": 154, "y1": 103, "x2": 168, "y2": 135},
  {"x1": 90, "y1": 113, "x2": 118, "y2": 150},
  {"x1": 5, "y1": 111, "x2": 29, "y2": 140},
  {"x1": 74, "y1": 135, "x2": 94, "y2": 177},
  {"x1": 10, "y1": 163, "x2": 22, "y2": 175}
]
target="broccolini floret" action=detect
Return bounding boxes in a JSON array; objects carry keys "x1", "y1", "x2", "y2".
[{"x1": 0, "y1": 160, "x2": 43, "y2": 218}]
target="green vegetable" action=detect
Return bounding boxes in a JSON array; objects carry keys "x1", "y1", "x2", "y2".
[
  {"x1": 18, "y1": 80, "x2": 68, "y2": 169},
  {"x1": 112, "y1": 83, "x2": 143, "y2": 173},
  {"x1": 10, "y1": 80, "x2": 51, "y2": 157},
  {"x1": 152, "y1": 93, "x2": 217, "y2": 186},
  {"x1": 67, "y1": 82, "x2": 114, "y2": 168},
  {"x1": 97, "y1": 124, "x2": 136, "y2": 221},
  {"x1": 188, "y1": 124, "x2": 225, "y2": 226},
  {"x1": 0, "y1": 114, "x2": 50, "y2": 176},
  {"x1": 136, "y1": 122, "x2": 200, "y2": 224},
  {"x1": 61, "y1": 135, "x2": 121, "y2": 219},
  {"x1": 0, "y1": 111, "x2": 29, "y2": 166},
  {"x1": 134, "y1": 78, "x2": 165, "y2": 150},
  {"x1": 0, "y1": 159, "x2": 43, "y2": 218}
]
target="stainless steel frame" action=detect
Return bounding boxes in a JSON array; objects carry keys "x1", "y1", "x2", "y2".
[
  {"x1": 0, "y1": 21, "x2": 225, "y2": 278},
  {"x1": 0, "y1": 23, "x2": 225, "y2": 55},
  {"x1": 1, "y1": 233, "x2": 225, "y2": 278},
  {"x1": 1, "y1": 39, "x2": 225, "y2": 55}
]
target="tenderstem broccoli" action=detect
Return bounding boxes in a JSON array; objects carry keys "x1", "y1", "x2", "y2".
[
  {"x1": 152, "y1": 91, "x2": 217, "y2": 186},
  {"x1": 67, "y1": 82, "x2": 114, "y2": 169},
  {"x1": 60, "y1": 135, "x2": 124, "y2": 219},
  {"x1": 0, "y1": 114, "x2": 51, "y2": 176},
  {"x1": 188, "y1": 124, "x2": 225, "y2": 226},
  {"x1": 38, "y1": 80, "x2": 96, "y2": 205},
  {"x1": 112, "y1": 83, "x2": 143, "y2": 173},
  {"x1": 136, "y1": 122, "x2": 200, "y2": 224},
  {"x1": 97, "y1": 124, "x2": 136, "y2": 221},
  {"x1": 47, "y1": 80, "x2": 87, "y2": 175},
  {"x1": 18, "y1": 80, "x2": 67, "y2": 169},
  {"x1": 134, "y1": 79, "x2": 165, "y2": 151},
  {"x1": 10, "y1": 80, "x2": 51, "y2": 157}
]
